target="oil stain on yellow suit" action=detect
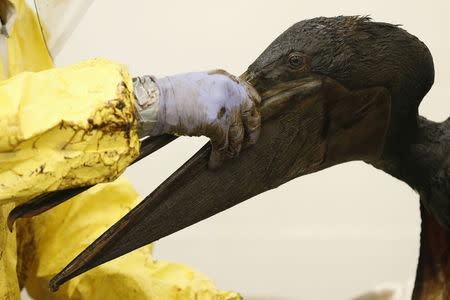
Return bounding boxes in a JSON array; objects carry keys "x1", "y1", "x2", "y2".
[{"x1": 0, "y1": 0, "x2": 240, "y2": 299}]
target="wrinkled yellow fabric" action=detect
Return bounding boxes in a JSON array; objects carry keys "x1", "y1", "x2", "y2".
[
  {"x1": 0, "y1": 202, "x2": 20, "y2": 299},
  {"x1": 17, "y1": 177, "x2": 241, "y2": 300},
  {"x1": 7, "y1": 0, "x2": 54, "y2": 76},
  {"x1": 0, "y1": 58, "x2": 139, "y2": 204},
  {"x1": 0, "y1": 0, "x2": 54, "y2": 298},
  {"x1": 0, "y1": 53, "x2": 6, "y2": 81},
  {"x1": 1, "y1": 2, "x2": 241, "y2": 300}
]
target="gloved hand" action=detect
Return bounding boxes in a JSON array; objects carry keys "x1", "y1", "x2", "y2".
[{"x1": 133, "y1": 70, "x2": 261, "y2": 168}]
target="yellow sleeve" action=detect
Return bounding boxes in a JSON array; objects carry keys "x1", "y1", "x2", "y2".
[
  {"x1": 0, "y1": 203, "x2": 20, "y2": 300},
  {"x1": 0, "y1": 58, "x2": 140, "y2": 205},
  {"x1": 7, "y1": 0, "x2": 54, "y2": 77},
  {"x1": 16, "y1": 176, "x2": 241, "y2": 300}
]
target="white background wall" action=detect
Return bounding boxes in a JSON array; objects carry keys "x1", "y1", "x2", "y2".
[{"x1": 27, "y1": 0, "x2": 450, "y2": 299}]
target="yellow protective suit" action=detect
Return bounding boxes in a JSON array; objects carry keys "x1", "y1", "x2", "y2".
[{"x1": 0, "y1": 1, "x2": 241, "y2": 299}]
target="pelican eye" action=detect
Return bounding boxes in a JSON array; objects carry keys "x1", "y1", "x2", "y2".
[{"x1": 288, "y1": 54, "x2": 304, "y2": 69}]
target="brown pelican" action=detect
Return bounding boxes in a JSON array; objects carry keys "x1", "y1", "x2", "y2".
[{"x1": 11, "y1": 16, "x2": 449, "y2": 299}]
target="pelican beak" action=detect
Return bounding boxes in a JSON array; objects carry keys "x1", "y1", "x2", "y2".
[
  {"x1": 49, "y1": 71, "x2": 391, "y2": 291},
  {"x1": 7, "y1": 134, "x2": 177, "y2": 231}
]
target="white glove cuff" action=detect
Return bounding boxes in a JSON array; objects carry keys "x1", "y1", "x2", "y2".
[{"x1": 133, "y1": 75, "x2": 161, "y2": 137}]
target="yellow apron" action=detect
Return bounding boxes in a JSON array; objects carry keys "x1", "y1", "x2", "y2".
[{"x1": 0, "y1": 1, "x2": 241, "y2": 299}]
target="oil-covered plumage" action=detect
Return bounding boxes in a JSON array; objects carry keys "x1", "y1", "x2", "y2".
[
  {"x1": 38, "y1": 16, "x2": 450, "y2": 298},
  {"x1": 371, "y1": 114, "x2": 449, "y2": 299},
  {"x1": 249, "y1": 16, "x2": 435, "y2": 155}
]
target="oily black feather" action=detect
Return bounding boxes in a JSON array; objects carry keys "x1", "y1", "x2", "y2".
[
  {"x1": 247, "y1": 15, "x2": 447, "y2": 227},
  {"x1": 248, "y1": 16, "x2": 435, "y2": 155},
  {"x1": 413, "y1": 117, "x2": 449, "y2": 223},
  {"x1": 248, "y1": 17, "x2": 448, "y2": 299}
]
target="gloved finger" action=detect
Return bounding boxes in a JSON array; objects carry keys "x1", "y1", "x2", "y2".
[
  {"x1": 241, "y1": 98, "x2": 262, "y2": 147},
  {"x1": 226, "y1": 114, "x2": 245, "y2": 159},
  {"x1": 242, "y1": 80, "x2": 261, "y2": 105},
  {"x1": 208, "y1": 124, "x2": 229, "y2": 169}
]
